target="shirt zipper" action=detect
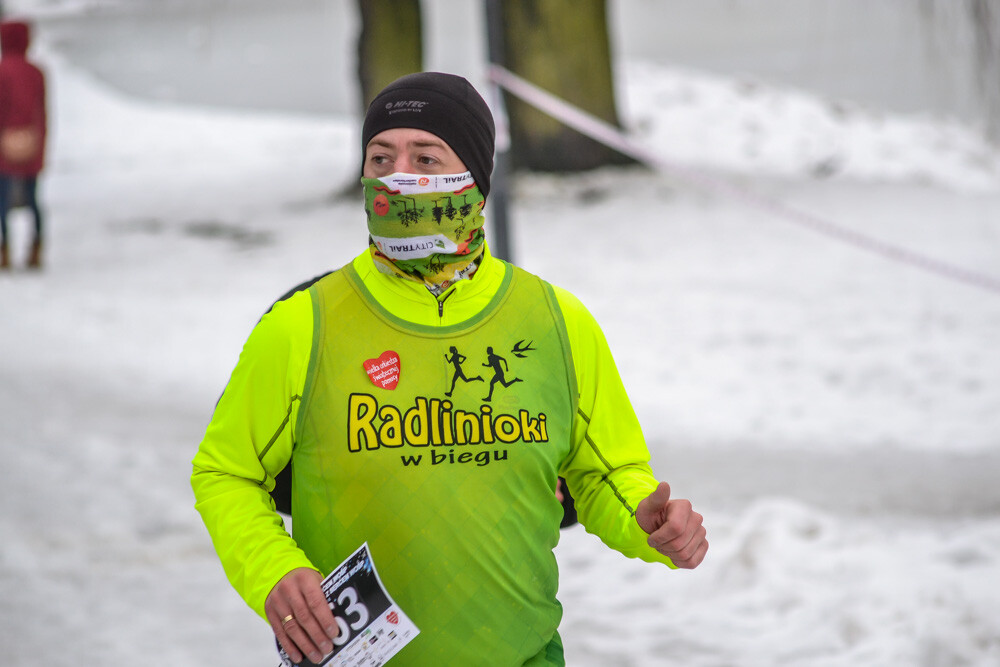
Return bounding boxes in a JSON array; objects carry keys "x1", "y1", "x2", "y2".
[{"x1": 437, "y1": 290, "x2": 456, "y2": 319}]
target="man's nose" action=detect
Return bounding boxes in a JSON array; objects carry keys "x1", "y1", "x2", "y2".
[{"x1": 394, "y1": 154, "x2": 414, "y2": 173}]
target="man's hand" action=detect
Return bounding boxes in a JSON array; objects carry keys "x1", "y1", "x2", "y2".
[
  {"x1": 635, "y1": 482, "x2": 708, "y2": 569},
  {"x1": 265, "y1": 568, "x2": 340, "y2": 665}
]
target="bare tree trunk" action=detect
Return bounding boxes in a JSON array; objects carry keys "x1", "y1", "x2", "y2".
[
  {"x1": 967, "y1": 0, "x2": 1000, "y2": 144},
  {"x1": 500, "y1": 0, "x2": 635, "y2": 172},
  {"x1": 356, "y1": 0, "x2": 423, "y2": 110},
  {"x1": 921, "y1": 0, "x2": 1000, "y2": 145}
]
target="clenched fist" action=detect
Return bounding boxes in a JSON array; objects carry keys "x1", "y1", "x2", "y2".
[{"x1": 635, "y1": 482, "x2": 708, "y2": 569}]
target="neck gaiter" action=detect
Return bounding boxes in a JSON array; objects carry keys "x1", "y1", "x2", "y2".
[{"x1": 363, "y1": 171, "x2": 487, "y2": 296}]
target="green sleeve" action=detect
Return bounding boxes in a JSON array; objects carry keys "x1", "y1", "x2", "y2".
[
  {"x1": 552, "y1": 286, "x2": 676, "y2": 568},
  {"x1": 190, "y1": 289, "x2": 320, "y2": 619}
]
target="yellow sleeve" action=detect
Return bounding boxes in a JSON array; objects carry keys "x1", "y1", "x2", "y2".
[
  {"x1": 552, "y1": 286, "x2": 676, "y2": 568},
  {"x1": 190, "y1": 289, "x2": 320, "y2": 619}
]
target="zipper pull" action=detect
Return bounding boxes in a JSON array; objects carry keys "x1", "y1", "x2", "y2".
[{"x1": 437, "y1": 289, "x2": 455, "y2": 319}]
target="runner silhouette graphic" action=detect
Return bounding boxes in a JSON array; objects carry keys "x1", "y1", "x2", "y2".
[
  {"x1": 482, "y1": 346, "x2": 522, "y2": 402},
  {"x1": 444, "y1": 345, "x2": 483, "y2": 397}
]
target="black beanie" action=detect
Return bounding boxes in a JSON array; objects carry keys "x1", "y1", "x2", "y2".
[{"x1": 362, "y1": 72, "x2": 496, "y2": 198}]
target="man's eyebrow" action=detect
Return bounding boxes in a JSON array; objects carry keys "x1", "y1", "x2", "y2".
[
  {"x1": 366, "y1": 138, "x2": 448, "y2": 151},
  {"x1": 366, "y1": 138, "x2": 394, "y2": 150},
  {"x1": 411, "y1": 139, "x2": 447, "y2": 148}
]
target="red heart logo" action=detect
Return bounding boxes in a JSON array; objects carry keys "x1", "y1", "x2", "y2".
[
  {"x1": 386, "y1": 611, "x2": 399, "y2": 625},
  {"x1": 364, "y1": 351, "x2": 400, "y2": 390}
]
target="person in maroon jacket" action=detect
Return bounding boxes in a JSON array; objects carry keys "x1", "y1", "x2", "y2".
[{"x1": 0, "y1": 19, "x2": 46, "y2": 270}]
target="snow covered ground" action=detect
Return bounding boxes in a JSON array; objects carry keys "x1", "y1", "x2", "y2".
[{"x1": 2, "y1": 23, "x2": 1000, "y2": 667}]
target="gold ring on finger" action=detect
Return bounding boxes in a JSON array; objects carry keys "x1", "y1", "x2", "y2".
[{"x1": 281, "y1": 614, "x2": 295, "y2": 627}]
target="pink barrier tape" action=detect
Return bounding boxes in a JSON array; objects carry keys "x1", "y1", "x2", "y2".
[{"x1": 488, "y1": 64, "x2": 1000, "y2": 296}]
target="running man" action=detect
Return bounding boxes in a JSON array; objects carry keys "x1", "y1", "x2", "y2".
[
  {"x1": 192, "y1": 72, "x2": 707, "y2": 667},
  {"x1": 482, "y1": 345, "x2": 522, "y2": 402}
]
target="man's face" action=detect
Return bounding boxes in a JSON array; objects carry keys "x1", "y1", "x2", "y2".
[{"x1": 363, "y1": 128, "x2": 468, "y2": 178}]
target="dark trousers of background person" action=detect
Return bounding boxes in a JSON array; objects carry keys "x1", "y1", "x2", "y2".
[{"x1": 0, "y1": 174, "x2": 43, "y2": 269}]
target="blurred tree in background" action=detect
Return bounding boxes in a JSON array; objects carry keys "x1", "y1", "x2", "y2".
[
  {"x1": 498, "y1": 0, "x2": 634, "y2": 172},
  {"x1": 921, "y1": 0, "x2": 1000, "y2": 145},
  {"x1": 968, "y1": 0, "x2": 1000, "y2": 145},
  {"x1": 356, "y1": 0, "x2": 423, "y2": 109}
]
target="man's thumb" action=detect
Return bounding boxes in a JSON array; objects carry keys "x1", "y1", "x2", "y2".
[{"x1": 636, "y1": 482, "x2": 672, "y2": 533}]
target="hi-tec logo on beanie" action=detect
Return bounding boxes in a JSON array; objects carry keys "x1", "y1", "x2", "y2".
[
  {"x1": 362, "y1": 72, "x2": 496, "y2": 199},
  {"x1": 386, "y1": 100, "x2": 429, "y2": 113}
]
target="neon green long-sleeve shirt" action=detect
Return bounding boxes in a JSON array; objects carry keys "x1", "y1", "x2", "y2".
[{"x1": 191, "y1": 247, "x2": 674, "y2": 665}]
